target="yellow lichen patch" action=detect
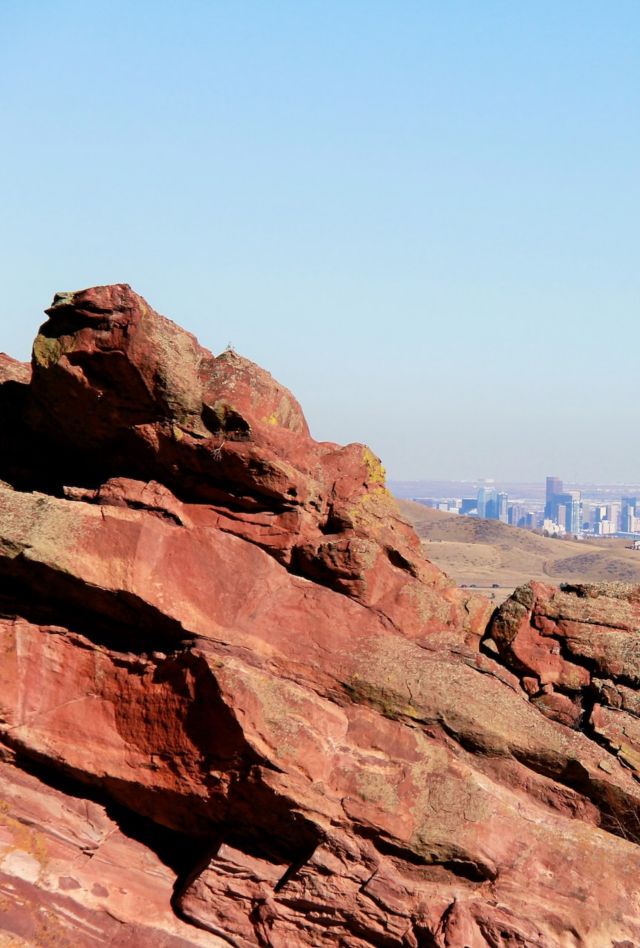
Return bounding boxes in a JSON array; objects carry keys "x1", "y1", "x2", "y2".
[
  {"x1": 263, "y1": 412, "x2": 280, "y2": 426},
  {"x1": 32, "y1": 334, "x2": 65, "y2": 369},
  {"x1": 362, "y1": 446, "x2": 387, "y2": 486},
  {"x1": 345, "y1": 486, "x2": 393, "y2": 529}
]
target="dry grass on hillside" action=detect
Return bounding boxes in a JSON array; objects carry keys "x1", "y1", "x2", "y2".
[{"x1": 398, "y1": 498, "x2": 640, "y2": 603}]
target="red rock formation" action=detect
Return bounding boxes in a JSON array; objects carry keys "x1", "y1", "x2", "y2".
[
  {"x1": 1, "y1": 286, "x2": 640, "y2": 946},
  {"x1": 489, "y1": 581, "x2": 640, "y2": 772}
]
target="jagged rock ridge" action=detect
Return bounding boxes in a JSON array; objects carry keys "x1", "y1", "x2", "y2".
[{"x1": 0, "y1": 285, "x2": 639, "y2": 946}]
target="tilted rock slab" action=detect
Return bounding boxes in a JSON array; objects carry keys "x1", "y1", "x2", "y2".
[{"x1": 0, "y1": 286, "x2": 639, "y2": 946}]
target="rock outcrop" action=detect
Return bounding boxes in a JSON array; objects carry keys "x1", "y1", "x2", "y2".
[{"x1": 0, "y1": 285, "x2": 639, "y2": 946}]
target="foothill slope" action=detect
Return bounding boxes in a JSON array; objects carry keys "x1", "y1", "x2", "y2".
[{"x1": 400, "y1": 498, "x2": 640, "y2": 603}]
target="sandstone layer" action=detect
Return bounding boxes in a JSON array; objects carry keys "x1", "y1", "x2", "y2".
[{"x1": 0, "y1": 285, "x2": 639, "y2": 946}]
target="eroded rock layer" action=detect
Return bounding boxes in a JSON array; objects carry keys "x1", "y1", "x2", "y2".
[{"x1": 0, "y1": 285, "x2": 639, "y2": 946}]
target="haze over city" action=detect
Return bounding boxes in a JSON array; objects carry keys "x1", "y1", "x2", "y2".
[
  {"x1": 1, "y1": 1, "x2": 638, "y2": 481},
  {"x1": 393, "y1": 474, "x2": 640, "y2": 539}
]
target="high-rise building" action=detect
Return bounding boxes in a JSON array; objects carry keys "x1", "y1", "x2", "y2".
[
  {"x1": 556, "y1": 503, "x2": 567, "y2": 532},
  {"x1": 622, "y1": 497, "x2": 638, "y2": 533},
  {"x1": 477, "y1": 487, "x2": 498, "y2": 520},
  {"x1": 477, "y1": 488, "x2": 488, "y2": 518},
  {"x1": 496, "y1": 492, "x2": 508, "y2": 523},
  {"x1": 607, "y1": 503, "x2": 621, "y2": 531},
  {"x1": 526, "y1": 511, "x2": 540, "y2": 530},
  {"x1": 545, "y1": 476, "x2": 563, "y2": 519},
  {"x1": 567, "y1": 492, "x2": 582, "y2": 535},
  {"x1": 551, "y1": 490, "x2": 582, "y2": 535}
]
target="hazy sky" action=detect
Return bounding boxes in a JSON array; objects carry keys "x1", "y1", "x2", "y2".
[{"x1": 1, "y1": 1, "x2": 638, "y2": 482}]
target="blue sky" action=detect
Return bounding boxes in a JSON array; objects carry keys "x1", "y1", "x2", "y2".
[{"x1": 1, "y1": 1, "x2": 638, "y2": 481}]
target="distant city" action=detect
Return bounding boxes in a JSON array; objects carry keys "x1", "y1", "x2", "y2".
[{"x1": 391, "y1": 476, "x2": 640, "y2": 541}]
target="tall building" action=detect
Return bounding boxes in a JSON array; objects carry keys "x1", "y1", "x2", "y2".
[
  {"x1": 622, "y1": 497, "x2": 638, "y2": 533},
  {"x1": 550, "y1": 490, "x2": 582, "y2": 534},
  {"x1": 496, "y1": 492, "x2": 508, "y2": 523},
  {"x1": 607, "y1": 503, "x2": 621, "y2": 532},
  {"x1": 477, "y1": 487, "x2": 498, "y2": 519},
  {"x1": 477, "y1": 488, "x2": 488, "y2": 518},
  {"x1": 567, "y1": 492, "x2": 582, "y2": 535},
  {"x1": 585, "y1": 504, "x2": 607, "y2": 534},
  {"x1": 509, "y1": 503, "x2": 527, "y2": 527},
  {"x1": 545, "y1": 476, "x2": 563, "y2": 519},
  {"x1": 556, "y1": 503, "x2": 567, "y2": 532}
]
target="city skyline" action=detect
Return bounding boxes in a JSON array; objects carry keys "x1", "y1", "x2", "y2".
[{"x1": 393, "y1": 473, "x2": 640, "y2": 539}]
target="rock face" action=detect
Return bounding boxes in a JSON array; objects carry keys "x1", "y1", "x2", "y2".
[
  {"x1": 0, "y1": 286, "x2": 639, "y2": 946},
  {"x1": 490, "y1": 581, "x2": 640, "y2": 776}
]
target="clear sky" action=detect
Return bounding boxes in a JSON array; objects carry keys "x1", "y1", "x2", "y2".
[{"x1": 1, "y1": 1, "x2": 638, "y2": 482}]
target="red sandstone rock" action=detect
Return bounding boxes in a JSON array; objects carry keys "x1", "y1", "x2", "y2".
[
  {"x1": 1, "y1": 286, "x2": 640, "y2": 945},
  {"x1": 0, "y1": 353, "x2": 31, "y2": 385},
  {"x1": 490, "y1": 581, "x2": 640, "y2": 781},
  {"x1": 0, "y1": 757, "x2": 221, "y2": 946}
]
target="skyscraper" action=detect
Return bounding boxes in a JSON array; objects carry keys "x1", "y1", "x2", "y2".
[
  {"x1": 607, "y1": 503, "x2": 621, "y2": 531},
  {"x1": 556, "y1": 503, "x2": 567, "y2": 532},
  {"x1": 496, "y1": 492, "x2": 508, "y2": 523},
  {"x1": 477, "y1": 487, "x2": 497, "y2": 520},
  {"x1": 567, "y1": 491, "x2": 582, "y2": 535},
  {"x1": 622, "y1": 497, "x2": 637, "y2": 533},
  {"x1": 545, "y1": 476, "x2": 563, "y2": 519}
]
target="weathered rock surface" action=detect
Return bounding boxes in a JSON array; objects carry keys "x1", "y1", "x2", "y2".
[
  {"x1": 0, "y1": 286, "x2": 639, "y2": 945},
  {"x1": 489, "y1": 581, "x2": 640, "y2": 780}
]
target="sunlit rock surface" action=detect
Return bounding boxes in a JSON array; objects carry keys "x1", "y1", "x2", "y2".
[{"x1": 0, "y1": 286, "x2": 639, "y2": 946}]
